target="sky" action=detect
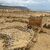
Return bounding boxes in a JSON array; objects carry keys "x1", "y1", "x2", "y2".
[{"x1": 0, "y1": 0, "x2": 50, "y2": 11}]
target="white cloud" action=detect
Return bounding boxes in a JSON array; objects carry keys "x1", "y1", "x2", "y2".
[
  {"x1": 0, "y1": 0, "x2": 49, "y2": 6},
  {"x1": 0, "y1": 0, "x2": 28, "y2": 6},
  {"x1": 0, "y1": 0, "x2": 42, "y2": 6},
  {"x1": 48, "y1": 0, "x2": 50, "y2": 3}
]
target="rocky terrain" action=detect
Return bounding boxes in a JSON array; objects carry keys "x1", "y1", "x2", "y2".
[{"x1": 0, "y1": 7, "x2": 50, "y2": 50}]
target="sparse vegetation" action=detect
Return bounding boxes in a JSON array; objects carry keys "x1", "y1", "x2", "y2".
[
  {"x1": 0, "y1": 8, "x2": 50, "y2": 50},
  {"x1": 0, "y1": 33, "x2": 11, "y2": 50}
]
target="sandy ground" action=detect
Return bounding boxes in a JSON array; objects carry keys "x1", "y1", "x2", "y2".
[
  {"x1": 0, "y1": 9, "x2": 50, "y2": 50},
  {"x1": 0, "y1": 31, "x2": 50, "y2": 50},
  {"x1": 0, "y1": 40, "x2": 4, "y2": 50},
  {"x1": 30, "y1": 32, "x2": 50, "y2": 50}
]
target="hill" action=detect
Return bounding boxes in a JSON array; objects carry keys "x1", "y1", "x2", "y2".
[{"x1": 0, "y1": 5, "x2": 29, "y2": 10}]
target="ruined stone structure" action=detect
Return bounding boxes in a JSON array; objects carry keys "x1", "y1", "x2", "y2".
[
  {"x1": 42, "y1": 15, "x2": 50, "y2": 28},
  {"x1": 27, "y1": 15, "x2": 43, "y2": 32},
  {"x1": 27, "y1": 15, "x2": 50, "y2": 32}
]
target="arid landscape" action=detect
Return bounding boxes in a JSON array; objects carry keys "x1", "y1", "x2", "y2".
[{"x1": 0, "y1": 7, "x2": 50, "y2": 50}]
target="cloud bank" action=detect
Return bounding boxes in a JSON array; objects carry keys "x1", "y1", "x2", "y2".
[
  {"x1": 0, "y1": 0, "x2": 50, "y2": 11},
  {"x1": 0, "y1": 0, "x2": 41, "y2": 6}
]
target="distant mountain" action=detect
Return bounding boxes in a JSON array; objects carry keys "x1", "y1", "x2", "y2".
[{"x1": 0, "y1": 5, "x2": 29, "y2": 10}]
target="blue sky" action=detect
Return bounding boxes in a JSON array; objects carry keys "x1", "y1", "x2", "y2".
[{"x1": 0, "y1": 0, "x2": 50, "y2": 11}]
